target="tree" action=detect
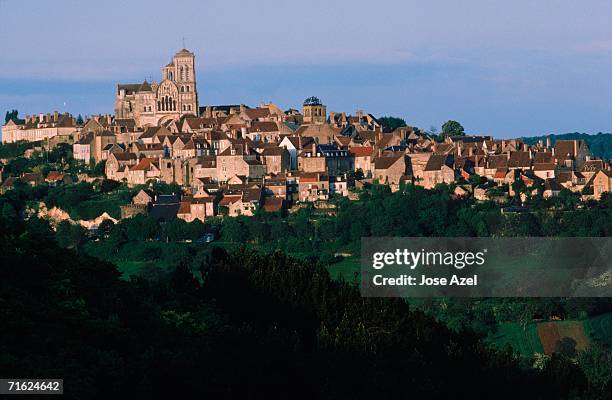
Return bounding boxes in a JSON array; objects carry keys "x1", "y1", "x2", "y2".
[
  {"x1": 100, "y1": 179, "x2": 120, "y2": 193},
  {"x1": 468, "y1": 174, "x2": 483, "y2": 187},
  {"x1": 4, "y1": 109, "x2": 20, "y2": 124},
  {"x1": 55, "y1": 220, "x2": 87, "y2": 249},
  {"x1": 441, "y1": 120, "x2": 465, "y2": 138},
  {"x1": 76, "y1": 114, "x2": 84, "y2": 125},
  {"x1": 91, "y1": 160, "x2": 106, "y2": 177},
  {"x1": 97, "y1": 219, "x2": 115, "y2": 238},
  {"x1": 378, "y1": 116, "x2": 407, "y2": 132}
]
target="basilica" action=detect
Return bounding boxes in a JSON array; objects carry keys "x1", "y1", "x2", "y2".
[{"x1": 114, "y1": 49, "x2": 199, "y2": 127}]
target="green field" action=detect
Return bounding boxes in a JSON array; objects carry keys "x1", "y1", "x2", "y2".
[
  {"x1": 584, "y1": 313, "x2": 612, "y2": 347},
  {"x1": 66, "y1": 190, "x2": 131, "y2": 220},
  {"x1": 488, "y1": 313, "x2": 612, "y2": 356},
  {"x1": 488, "y1": 322, "x2": 545, "y2": 355},
  {"x1": 327, "y1": 256, "x2": 361, "y2": 282}
]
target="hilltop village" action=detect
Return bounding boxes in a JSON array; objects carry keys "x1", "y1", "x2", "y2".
[{"x1": 1, "y1": 49, "x2": 611, "y2": 224}]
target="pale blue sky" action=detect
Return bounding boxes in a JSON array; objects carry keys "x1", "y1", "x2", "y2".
[{"x1": 1, "y1": 0, "x2": 612, "y2": 137}]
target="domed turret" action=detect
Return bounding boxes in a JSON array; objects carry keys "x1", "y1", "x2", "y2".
[
  {"x1": 303, "y1": 96, "x2": 322, "y2": 106},
  {"x1": 303, "y1": 97, "x2": 326, "y2": 125}
]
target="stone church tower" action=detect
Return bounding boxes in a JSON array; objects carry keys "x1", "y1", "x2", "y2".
[
  {"x1": 302, "y1": 96, "x2": 326, "y2": 124},
  {"x1": 115, "y1": 49, "x2": 199, "y2": 127}
]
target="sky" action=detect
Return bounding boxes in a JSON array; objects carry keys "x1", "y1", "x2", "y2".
[{"x1": 1, "y1": 0, "x2": 612, "y2": 138}]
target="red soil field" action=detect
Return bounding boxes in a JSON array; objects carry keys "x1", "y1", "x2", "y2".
[{"x1": 537, "y1": 322, "x2": 589, "y2": 355}]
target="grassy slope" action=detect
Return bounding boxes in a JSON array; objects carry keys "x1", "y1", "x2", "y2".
[
  {"x1": 489, "y1": 322, "x2": 545, "y2": 355},
  {"x1": 584, "y1": 313, "x2": 612, "y2": 347},
  {"x1": 489, "y1": 314, "x2": 612, "y2": 356}
]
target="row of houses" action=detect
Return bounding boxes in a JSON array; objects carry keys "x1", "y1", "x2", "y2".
[{"x1": 2, "y1": 98, "x2": 611, "y2": 222}]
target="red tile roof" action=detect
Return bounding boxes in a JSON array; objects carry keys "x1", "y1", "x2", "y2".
[
  {"x1": 130, "y1": 157, "x2": 158, "y2": 171},
  {"x1": 349, "y1": 146, "x2": 374, "y2": 157}
]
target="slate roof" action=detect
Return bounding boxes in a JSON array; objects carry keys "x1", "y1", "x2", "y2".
[
  {"x1": 533, "y1": 163, "x2": 555, "y2": 171},
  {"x1": 243, "y1": 108, "x2": 271, "y2": 120},
  {"x1": 487, "y1": 155, "x2": 508, "y2": 169},
  {"x1": 112, "y1": 152, "x2": 137, "y2": 161},
  {"x1": 263, "y1": 197, "x2": 284, "y2": 212},
  {"x1": 555, "y1": 140, "x2": 577, "y2": 158},
  {"x1": 150, "y1": 203, "x2": 180, "y2": 221},
  {"x1": 544, "y1": 178, "x2": 563, "y2": 192},
  {"x1": 507, "y1": 152, "x2": 532, "y2": 168},
  {"x1": 424, "y1": 154, "x2": 454, "y2": 171},
  {"x1": 374, "y1": 154, "x2": 404, "y2": 170},
  {"x1": 250, "y1": 121, "x2": 278, "y2": 132},
  {"x1": 533, "y1": 152, "x2": 554, "y2": 164}
]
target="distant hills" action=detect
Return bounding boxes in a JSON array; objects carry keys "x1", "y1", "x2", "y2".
[{"x1": 522, "y1": 132, "x2": 612, "y2": 159}]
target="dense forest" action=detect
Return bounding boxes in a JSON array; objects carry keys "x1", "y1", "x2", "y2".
[
  {"x1": 1, "y1": 215, "x2": 607, "y2": 399},
  {"x1": 1, "y1": 179, "x2": 611, "y2": 398}
]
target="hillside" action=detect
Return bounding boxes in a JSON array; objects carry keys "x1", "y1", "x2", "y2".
[{"x1": 522, "y1": 133, "x2": 612, "y2": 159}]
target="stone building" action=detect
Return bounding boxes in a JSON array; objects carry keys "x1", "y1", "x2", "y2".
[
  {"x1": 115, "y1": 49, "x2": 199, "y2": 127},
  {"x1": 302, "y1": 96, "x2": 326, "y2": 125},
  {"x1": 2, "y1": 112, "x2": 77, "y2": 143}
]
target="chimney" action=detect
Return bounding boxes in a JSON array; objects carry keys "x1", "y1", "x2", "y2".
[
  {"x1": 357, "y1": 110, "x2": 363, "y2": 120},
  {"x1": 546, "y1": 136, "x2": 551, "y2": 148},
  {"x1": 240, "y1": 104, "x2": 246, "y2": 113},
  {"x1": 53, "y1": 111, "x2": 59, "y2": 122},
  {"x1": 468, "y1": 146, "x2": 473, "y2": 156},
  {"x1": 312, "y1": 142, "x2": 317, "y2": 155},
  {"x1": 378, "y1": 148, "x2": 382, "y2": 157},
  {"x1": 205, "y1": 106, "x2": 212, "y2": 118}
]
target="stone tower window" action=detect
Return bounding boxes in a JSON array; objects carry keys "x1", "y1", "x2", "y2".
[
  {"x1": 185, "y1": 66, "x2": 189, "y2": 80},
  {"x1": 180, "y1": 66, "x2": 184, "y2": 80}
]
